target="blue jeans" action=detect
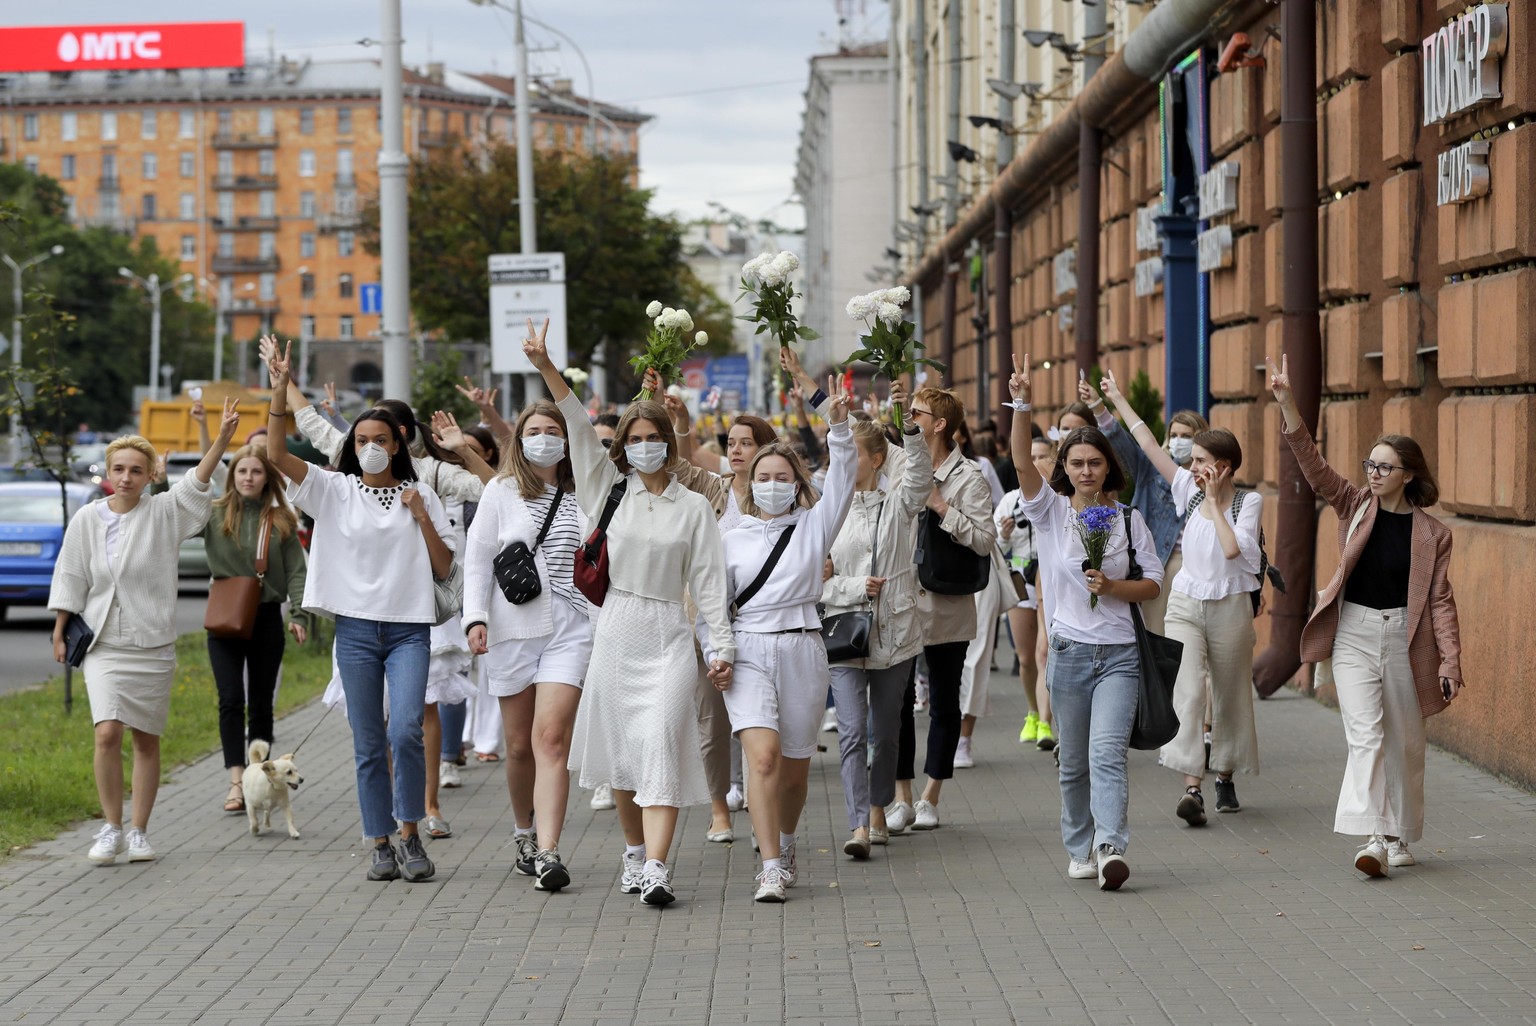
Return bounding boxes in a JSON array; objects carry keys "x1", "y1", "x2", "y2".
[
  {"x1": 333, "y1": 615, "x2": 432, "y2": 838},
  {"x1": 438, "y1": 699, "x2": 467, "y2": 761},
  {"x1": 1046, "y1": 635, "x2": 1139, "y2": 859}
]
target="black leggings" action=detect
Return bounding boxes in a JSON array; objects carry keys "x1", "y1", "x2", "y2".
[
  {"x1": 897, "y1": 660, "x2": 917, "y2": 781},
  {"x1": 921, "y1": 641, "x2": 970, "y2": 781},
  {"x1": 208, "y1": 602, "x2": 286, "y2": 768}
]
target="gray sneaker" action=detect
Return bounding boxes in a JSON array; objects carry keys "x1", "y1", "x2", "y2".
[
  {"x1": 366, "y1": 840, "x2": 400, "y2": 881},
  {"x1": 399, "y1": 833, "x2": 435, "y2": 882},
  {"x1": 512, "y1": 833, "x2": 537, "y2": 876}
]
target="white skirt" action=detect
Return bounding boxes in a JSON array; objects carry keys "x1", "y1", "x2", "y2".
[
  {"x1": 568, "y1": 589, "x2": 710, "y2": 808},
  {"x1": 84, "y1": 642, "x2": 176, "y2": 735}
]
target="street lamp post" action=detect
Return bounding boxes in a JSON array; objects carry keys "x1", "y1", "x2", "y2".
[
  {"x1": 4, "y1": 244, "x2": 65, "y2": 463},
  {"x1": 120, "y1": 268, "x2": 192, "y2": 403}
]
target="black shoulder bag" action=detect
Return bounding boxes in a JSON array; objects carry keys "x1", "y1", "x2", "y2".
[
  {"x1": 822, "y1": 507, "x2": 878, "y2": 662},
  {"x1": 914, "y1": 505, "x2": 990, "y2": 595},
  {"x1": 1123, "y1": 509, "x2": 1184, "y2": 751},
  {"x1": 493, "y1": 491, "x2": 564, "y2": 605},
  {"x1": 729, "y1": 524, "x2": 797, "y2": 621}
]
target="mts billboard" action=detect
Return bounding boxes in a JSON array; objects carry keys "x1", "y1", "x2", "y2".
[{"x1": 0, "y1": 22, "x2": 244, "y2": 72}]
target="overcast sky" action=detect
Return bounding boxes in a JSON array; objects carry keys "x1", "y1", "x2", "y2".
[{"x1": 18, "y1": 0, "x2": 894, "y2": 229}]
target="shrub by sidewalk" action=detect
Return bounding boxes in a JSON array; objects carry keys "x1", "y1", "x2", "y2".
[{"x1": 0, "y1": 632, "x2": 332, "y2": 856}]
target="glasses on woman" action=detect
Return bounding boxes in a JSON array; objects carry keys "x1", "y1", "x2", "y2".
[{"x1": 1361, "y1": 460, "x2": 1401, "y2": 477}]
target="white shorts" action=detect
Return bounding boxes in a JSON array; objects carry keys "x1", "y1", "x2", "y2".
[
  {"x1": 485, "y1": 598, "x2": 593, "y2": 697},
  {"x1": 1012, "y1": 579, "x2": 1039, "y2": 611},
  {"x1": 723, "y1": 630, "x2": 830, "y2": 759}
]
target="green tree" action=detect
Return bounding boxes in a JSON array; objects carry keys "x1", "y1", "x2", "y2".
[
  {"x1": 364, "y1": 146, "x2": 734, "y2": 398},
  {"x1": 412, "y1": 346, "x2": 479, "y2": 424}
]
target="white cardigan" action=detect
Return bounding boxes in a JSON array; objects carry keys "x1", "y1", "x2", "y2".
[
  {"x1": 47, "y1": 475, "x2": 213, "y2": 650},
  {"x1": 462, "y1": 477, "x2": 591, "y2": 646}
]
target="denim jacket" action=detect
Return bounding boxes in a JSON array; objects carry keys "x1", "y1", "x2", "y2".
[{"x1": 1096, "y1": 409, "x2": 1183, "y2": 565}]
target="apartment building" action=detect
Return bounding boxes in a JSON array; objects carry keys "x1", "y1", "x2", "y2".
[{"x1": 0, "y1": 56, "x2": 647, "y2": 391}]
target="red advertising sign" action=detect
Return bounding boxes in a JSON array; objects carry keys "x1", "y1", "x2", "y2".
[{"x1": 0, "y1": 22, "x2": 245, "y2": 73}]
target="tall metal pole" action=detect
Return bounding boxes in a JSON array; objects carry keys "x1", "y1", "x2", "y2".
[
  {"x1": 148, "y1": 274, "x2": 163, "y2": 402},
  {"x1": 212, "y1": 292, "x2": 226, "y2": 381},
  {"x1": 8, "y1": 260, "x2": 22, "y2": 463},
  {"x1": 379, "y1": 0, "x2": 412, "y2": 402},
  {"x1": 515, "y1": 0, "x2": 538, "y2": 404},
  {"x1": 1074, "y1": 0, "x2": 1107, "y2": 379},
  {"x1": 993, "y1": 0, "x2": 1016, "y2": 425}
]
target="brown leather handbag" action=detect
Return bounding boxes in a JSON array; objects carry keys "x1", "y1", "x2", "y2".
[{"x1": 204, "y1": 517, "x2": 271, "y2": 640}]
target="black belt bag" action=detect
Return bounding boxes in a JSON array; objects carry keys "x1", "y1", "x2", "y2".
[{"x1": 494, "y1": 492, "x2": 563, "y2": 605}]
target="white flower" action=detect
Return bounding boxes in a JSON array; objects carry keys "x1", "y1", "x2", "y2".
[
  {"x1": 662, "y1": 306, "x2": 675, "y2": 318},
  {"x1": 741, "y1": 254, "x2": 771, "y2": 284},
  {"x1": 770, "y1": 251, "x2": 799, "y2": 279},
  {"x1": 882, "y1": 285, "x2": 911, "y2": 306},
  {"x1": 845, "y1": 292, "x2": 878, "y2": 321},
  {"x1": 646, "y1": 300, "x2": 663, "y2": 318},
  {"x1": 695, "y1": 331, "x2": 709, "y2": 347},
  {"x1": 876, "y1": 302, "x2": 904, "y2": 327},
  {"x1": 678, "y1": 310, "x2": 694, "y2": 333},
  {"x1": 565, "y1": 368, "x2": 590, "y2": 386}
]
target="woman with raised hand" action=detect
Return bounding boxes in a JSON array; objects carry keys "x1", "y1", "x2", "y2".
[
  {"x1": 203, "y1": 443, "x2": 311, "y2": 816},
  {"x1": 995, "y1": 431, "x2": 1057, "y2": 751},
  {"x1": 1267, "y1": 355, "x2": 1461, "y2": 878},
  {"x1": 49, "y1": 401, "x2": 241, "y2": 865},
  {"x1": 525, "y1": 319, "x2": 734, "y2": 908},
  {"x1": 462, "y1": 398, "x2": 591, "y2": 893},
  {"x1": 1008, "y1": 354, "x2": 1161, "y2": 892},
  {"x1": 1098, "y1": 368, "x2": 1262, "y2": 826},
  {"x1": 822, "y1": 380, "x2": 932, "y2": 860},
  {"x1": 266, "y1": 342, "x2": 455, "y2": 884}
]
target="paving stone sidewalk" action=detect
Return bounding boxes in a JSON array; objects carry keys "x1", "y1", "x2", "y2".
[{"x1": 3, "y1": 663, "x2": 1535, "y2": 1026}]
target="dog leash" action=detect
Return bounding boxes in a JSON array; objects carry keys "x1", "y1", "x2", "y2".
[{"x1": 288, "y1": 702, "x2": 334, "y2": 757}]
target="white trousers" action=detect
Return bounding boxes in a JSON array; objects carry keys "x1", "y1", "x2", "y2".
[
  {"x1": 1332, "y1": 602, "x2": 1426, "y2": 842},
  {"x1": 1160, "y1": 590, "x2": 1259, "y2": 779},
  {"x1": 466, "y1": 656, "x2": 505, "y2": 757},
  {"x1": 960, "y1": 575, "x2": 1004, "y2": 718}
]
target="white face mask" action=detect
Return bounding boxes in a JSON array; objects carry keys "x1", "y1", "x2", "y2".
[
  {"x1": 357, "y1": 441, "x2": 391, "y2": 475},
  {"x1": 752, "y1": 480, "x2": 797, "y2": 515},
  {"x1": 521, "y1": 434, "x2": 566, "y2": 468},
  {"x1": 625, "y1": 441, "x2": 669, "y2": 474},
  {"x1": 1168, "y1": 437, "x2": 1194, "y2": 464}
]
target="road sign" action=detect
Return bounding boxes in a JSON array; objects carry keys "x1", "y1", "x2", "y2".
[
  {"x1": 708, "y1": 355, "x2": 750, "y2": 411},
  {"x1": 359, "y1": 283, "x2": 382, "y2": 315},
  {"x1": 0, "y1": 22, "x2": 245, "y2": 72},
  {"x1": 489, "y1": 253, "x2": 567, "y2": 375}
]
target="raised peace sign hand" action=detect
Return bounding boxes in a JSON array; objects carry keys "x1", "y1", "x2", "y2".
[
  {"x1": 1008, "y1": 352, "x2": 1032, "y2": 404},
  {"x1": 1266, "y1": 353, "x2": 1293, "y2": 408},
  {"x1": 522, "y1": 317, "x2": 554, "y2": 372}
]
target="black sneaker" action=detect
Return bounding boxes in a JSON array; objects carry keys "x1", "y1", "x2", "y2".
[
  {"x1": 1214, "y1": 778, "x2": 1241, "y2": 813},
  {"x1": 399, "y1": 833, "x2": 436, "y2": 882},
  {"x1": 533, "y1": 849, "x2": 570, "y2": 892},
  {"x1": 366, "y1": 840, "x2": 400, "y2": 881},
  {"x1": 1176, "y1": 787, "x2": 1207, "y2": 827},
  {"x1": 512, "y1": 833, "x2": 537, "y2": 876}
]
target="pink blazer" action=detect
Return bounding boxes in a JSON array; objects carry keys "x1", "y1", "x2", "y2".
[{"x1": 1283, "y1": 425, "x2": 1462, "y2": 718}]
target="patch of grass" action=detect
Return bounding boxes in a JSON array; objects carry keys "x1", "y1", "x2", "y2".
[{"x1": 0, "y1": 628, "x2": 333, "y2": 856}]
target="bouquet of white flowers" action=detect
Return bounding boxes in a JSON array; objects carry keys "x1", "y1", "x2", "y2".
[
  {"x1": 740, "y1": 250, "x2": 818, "y2": 351},
  {"x1": 843, "y1": 286, "x2": 944, "y2": 430},
  {"x1": 631, "y1": 300, "x2": 709, "y2": 400}
]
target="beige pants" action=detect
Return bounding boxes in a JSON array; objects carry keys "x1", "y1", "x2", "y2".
[
  {"x1": 1332, "y1": 602, "x2": 1425, "y2": 842},
  {"x1": 695, "y1": 658, "x2": 732, "y2": 801},
  {"x1": 1143, "y1": 549, "x2": 1182, "y2": 636},
  {"x1": 1159, "y1": 590, "x2": 1259, "y2": 779}
]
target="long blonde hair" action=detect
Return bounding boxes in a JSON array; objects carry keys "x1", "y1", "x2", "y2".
[
  {"x1": 739, "y1": 442, "x2": 819, "y2": 518},
  {"x1": 212, "y1": 445, "x2": 299, "y2": 539},
  {"x1": 499, "y1": 399, "x2": 577, "y2": 499}
]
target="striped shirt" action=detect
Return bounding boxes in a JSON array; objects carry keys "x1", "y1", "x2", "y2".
[{"x1": 525, "y1": 484, "x2": 586, "y2": 613}]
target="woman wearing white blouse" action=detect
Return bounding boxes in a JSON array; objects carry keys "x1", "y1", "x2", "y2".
[
  {"x1": 266, "y1": 343, "x2": 456, "y2": 885},
  {"x1": 1099, "y1": 369, "x2": 1262, "y2": 824},
  {"x1": 49, "y1": 404, "x2": 242, "y2": 865},
  {"x1": 524, "y1": 320, "x2": 734, "y2": 908}
]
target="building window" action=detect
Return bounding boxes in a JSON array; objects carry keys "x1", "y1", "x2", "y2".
[
  {"x1": 337, "y1": 230, "x2": 355, "y2": 258},
  {"x1": 23, "y1": 156, "x2": 39, "y2": 175},
  {"x1": 102, "y1": 112, "x2": 118, "y2": 141},
  {"x1": 23, "y1": 113, "x2": 39, "y2": 141},
  {"x1": 300, "y1": 273, "x2": 315, "y2": 299},
  {"x1": 336, "y1": 148, "x2": 354, "y2": 184},
  {"x1": 299, "y1": 108, "x2": 315, "y2": 135},
  {"x1": 216, "y1": 192, "x2": 234, "y2": 222},
  {"x1": 337, "y1": 107, "x2": 353, "y2": 134},
  {"x1": 258, "y1": 191, "x2": 276, "y2": 218},
  {"x1": 218, "y1": 233, "x2": 234, "y2": 258},
  {"x1": 218, "y1": 278, "x2": 232, "y2": 306},
  {"x1": 61, "y1": 112, "x2": 78, "y2": 141},
  {"x1": 339, "y1": 315, "x2": 354, "y2": 339},
  {"x1": 101, "y1": 153, "x2": 117, "y2": 183},
  {"x1": 100, "y1": 193, "x2": 119, "y2": 219},
  {"x1": 179, "y1": 235, "x2": 195, "y2": 261},
  {"x1": 298, "y1": 150, "x2": 316, "y2": 177},
  {"x1": 258, "y1": 233, "x2": 276, "y2": 259},
  {"x1": 179, "y1": 151, "x2": 195, "y2": 177},
  {"x1": 564, "y1": 123, "x2": 575, "y2": 147},
  {"x1": 142, "y1": 153, "x2": 157, "y2": 179},
  {"x1": 338, "y1": 273, "x2": 354, "y2": 299},
  {"x1": 179, "y1": 110, "x2": 195, "y2": 138},
  {"x1": 258, "y1": 108, "x2": 275, "y2": 136},
  {"x1": 300, "y1": 315, "x2": 315, "y2": 339},
  {"x1": 217, "y1": 110, "x2": 232, "y2": 135},
  {"x1": 217, "y1": 151, "x2": 234, "y2": 178},
  {"x1": 463, "y1": 111, "x2": 472, "y2": 134},
  {"x1": 259, "y1": 150, "x2": 275, "y2": 175},
  {"x1": 299, "y1": 191, "x2": 316, "y2": 218},
  {"x1": 61, "y1": 155, "x2": 76, "y2": 181},
  {"x1": 300, "y1": 232, "x2": 316, "y2": 258},
  {"x1": 180, "y1": 192, "x2": 196, "y2": 220},
  {"x1": 142, "y1": 194, "x2": 157, "y2": 221},
  {"x1": 64, "y1": 194, "x2": 76, "y2": 220},
  {"x1": 141, "y1": 109, "x2": 157, "y2": 139},
  {"x1": 259, "y1": 273, "x2": 276, "y2": 300}
]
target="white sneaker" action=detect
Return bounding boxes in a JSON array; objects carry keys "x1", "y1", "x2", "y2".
[
  {"x1": 1067, "y1": 855, "x2": 1098, "y2": 880},
  {"x1": 885, "y1": 801, "x2": 915, "y2": 834},
  {"x1": 911, "y1": 799, "x2": 940, "y2": 830},
  {"x1": 953, "y1": 737, "x2": 975, "y2": 769},
  {"x1": 1355, "y1": 835, "x2": 1390, "y2": 878},
  {"x1": 782, "y1": 841, "x2": 799, "y2": 887},
  {"x1": 590, "y1": 783, "x2": 616, "y2": 811},
  {"x1": 88, "y1": 823, "x2": 127, "y2": 865},
  {"x1": 439, "y1": 761, "x2": 462, "y2": 788},
  {"x1": 725, "y1": 784, "x2": 746, "y2": 812},
  {"x1": 914, "y1": 679, "x2": 930, "y2": 712},
  {"x1": 753, "y1": 865, "x2": 788, "y2": 903},
  {"x1": 820, "y1": 707, "x2": 839, "y2": 733},
  {"x1": 1386, "y1": 840, "x2": 1416, "y2": 867},
  {"x1": 1097, "y1": 845, "x2": 1129, "y2": 891},
  {"x1": 619, "y1": 852, "x2": 644, "y2": 894},
  {"x1": 126, "y1": 827, "x2": 156, "y2": 862},
  {"x1": 640, "y1": 862, "x2": 675, "y2": 906}
]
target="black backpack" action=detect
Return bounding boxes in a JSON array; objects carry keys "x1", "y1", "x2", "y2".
[{"x1": 1183, "y1": 488, "x2": 1286, "y2": 615}]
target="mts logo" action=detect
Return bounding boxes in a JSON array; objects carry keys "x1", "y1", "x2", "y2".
[{"x1": 56, "y1": 30, "x2": 163, "y2": 63}]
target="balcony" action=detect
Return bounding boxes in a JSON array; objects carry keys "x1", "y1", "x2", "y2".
[
  {"x1": 316, "y1": 211, "x2": 362, "y2": 232},
  {"x1": 213, "y1": 131, "x2": 278, "y2": 149},
  {"x1": 212, "y1": 255, "x2": 281, "y2": 274},
  {"x1": 98, "y1": 175, "x2": 120, "y2": 191},
  {"x1": 227, "y1": 297, "x2": 281, "y2": 315},
  {"x1": 418, "y1": 131, "x2": 455, "y2": 149},
  {"x1": 334, "y1": 173, "x2": 356, "y2": 189},
  {"x1": 211, "y1": 215, "x2": 280, "y2": 232},
  {"x1": 213, "y1": 174, "x2": 278, "y2": 191},
  {"x1": 76, "y1": 212, "x2": 136, "y2": 233}
]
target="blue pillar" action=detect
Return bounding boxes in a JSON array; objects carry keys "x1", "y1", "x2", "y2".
[{"x1": 1158, "y1": 213, "x2": 1204, "y2": 418}]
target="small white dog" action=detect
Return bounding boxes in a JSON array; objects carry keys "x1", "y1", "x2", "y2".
[{"x1": 242, "y1": 740, "x2": 304, "y2": 840}]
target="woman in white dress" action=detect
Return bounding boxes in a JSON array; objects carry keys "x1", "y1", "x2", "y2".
[
  {"x1": 49, "y1": 402, "x2": 242, "y2": 865},
  {"x1": 524, "y1": 320, "x2": 734, "y2": 907}
]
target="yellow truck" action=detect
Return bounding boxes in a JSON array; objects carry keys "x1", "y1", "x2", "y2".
[{"x1": 137, "y1": 381, "x2": 296, "y2": 456}]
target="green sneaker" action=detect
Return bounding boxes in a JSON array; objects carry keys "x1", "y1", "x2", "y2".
[
  {"x1": 1020, "y1": 712, "x2": 1039, "y2": 744},
  {"x1": 1035, "y1": 721, "x2": 1057, "y2": 752}
]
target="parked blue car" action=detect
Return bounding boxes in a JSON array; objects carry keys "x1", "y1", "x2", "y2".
[{"x1": 0, "y1": 481, "x2": 102, "y2": 620}]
